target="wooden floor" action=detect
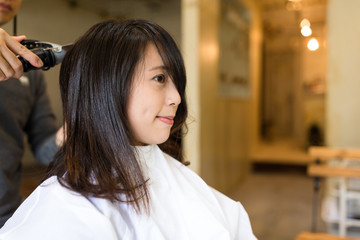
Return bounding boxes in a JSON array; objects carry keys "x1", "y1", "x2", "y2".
[
  {"x1": 228, "y1": 164, "x2": 327, "y2": 240},
  {"x1": 295, "y1": 231, "x2": 360, "y2": 240}
]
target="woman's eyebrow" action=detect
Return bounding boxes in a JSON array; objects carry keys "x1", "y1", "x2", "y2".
[{"x1": 148, "y1": 65, "x2": 167, "y2": 71}]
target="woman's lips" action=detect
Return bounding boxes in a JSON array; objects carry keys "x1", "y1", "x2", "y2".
[{"x1": 157, "y1": 116, "x2": 174, "y2": 125}]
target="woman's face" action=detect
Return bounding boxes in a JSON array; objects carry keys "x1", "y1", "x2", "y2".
[{"x1": 127, "y1": 43, "x2": 181, "y2": 145}]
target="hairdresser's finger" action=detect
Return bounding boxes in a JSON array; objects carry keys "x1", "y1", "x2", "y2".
[
  {"x1": 0, "y1": 29, "x2": 18, "y2": 80},
  {"x1": 0, "y1": 42, "x2": 31, "y2": 79},
  {"x1": 12, "y1": 35, "x2": 27, "y2": 43},
  {"x1": 6, "y1": 35, "x2": 43, "y2": 68},
  {"x1": 0, "y1": 50, "x2": 18, "y2": 81},
  {"x1": 0, "y1": 29, "x2": 39, "y2": 80},
  {"x1": 0, "y1": 64, "x2": 8, "y2": 81}
]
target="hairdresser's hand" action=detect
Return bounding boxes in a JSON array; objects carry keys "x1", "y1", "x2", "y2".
[
  {"x1": 0, "y1": 28, "x2": 43, "y2": 81},
  {"x1": 55, "y1": 125, "x2": 66, "y2": 147}
]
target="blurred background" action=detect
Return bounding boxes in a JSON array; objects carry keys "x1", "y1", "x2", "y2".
[{"x1": 7, "y1": 0, "x2": 360, "y2": 239}]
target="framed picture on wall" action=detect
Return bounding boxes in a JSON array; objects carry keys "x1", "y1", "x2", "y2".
[{"x1": 218, "y1": 0, "x2": 251, "y2": 98}]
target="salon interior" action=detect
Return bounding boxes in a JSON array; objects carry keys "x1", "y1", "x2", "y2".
[{"x1": 8, "y1": 0, "x2": 360, "y2": 239}]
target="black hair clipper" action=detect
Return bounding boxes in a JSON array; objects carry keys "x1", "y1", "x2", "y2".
[{"x1": 18, "y1": 40, "x2": 72, "y2": 72}]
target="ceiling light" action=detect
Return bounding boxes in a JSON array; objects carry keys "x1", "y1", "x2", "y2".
[
  {"x1": 300, "y1": 18, "x2": 310, "y2": 28},
  {"x1": 301, "y1": 26, "x2": 312, "y2": 37},
  {"x1": 307, "y1": 38, "x2": 319, "y2": 51}
]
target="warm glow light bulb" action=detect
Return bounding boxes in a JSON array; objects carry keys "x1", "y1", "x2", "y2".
[
  {"x1": 300, "y1": 18, "x2": 311, "y2": 28},
  {"x1": 301, "y1": 26, "x2": 312, "y2": 37},
  {"x1": 307, "y1": 38, "x2": 319, "y2": 51}
]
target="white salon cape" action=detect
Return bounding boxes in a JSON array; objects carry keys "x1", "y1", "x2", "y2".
[{"x1": 0, "y1": 144, "x2": 256, "y2": 240}]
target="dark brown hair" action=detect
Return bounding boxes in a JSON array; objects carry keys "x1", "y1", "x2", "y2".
[{"x1": 46, "y1": 19, "x2": 188, "y2": 214}]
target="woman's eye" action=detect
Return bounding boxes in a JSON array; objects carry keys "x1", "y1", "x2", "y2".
[{"x1": 154, "y1": 74, "x2": 166, "y2": 83}]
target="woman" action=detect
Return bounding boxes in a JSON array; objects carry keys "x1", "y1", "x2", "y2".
[{"x1": 0, "y1": 19, "x2": 256, "y2": 239}]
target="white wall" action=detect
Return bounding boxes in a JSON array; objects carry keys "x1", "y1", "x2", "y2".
[
  {"x1": 182, "y1": 0, "x2": 201, "y2": 174},
  {"x1": 327, "y1": 0, "x2": 360, "y2": 147}
]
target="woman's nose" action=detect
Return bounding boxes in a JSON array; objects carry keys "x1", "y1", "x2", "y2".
[{"x1": 167, "y1": 80, "x2": 181, "y2": 106}]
